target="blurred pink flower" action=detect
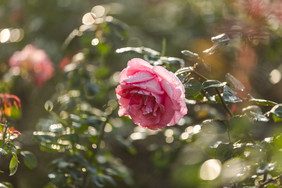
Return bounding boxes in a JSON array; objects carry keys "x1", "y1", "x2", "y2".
[
  {"x1": 244, "y1": 0, "x2": 268, "y2": 19},
  {"x1": 116, "y1": 58, "x2": 187, "y2": 130},
  {"x1": 244, "y1": 0, "x2": 282, "y2": 24},
  {"x1": 9, "y1": 44, "x2": 54, "y2": 86},
  {"x1": 270, "y1": 1, "x2": 282, "y2": 23},
  {"x1": 59, "y1": 56, "x2": 71, "y2": 72}
]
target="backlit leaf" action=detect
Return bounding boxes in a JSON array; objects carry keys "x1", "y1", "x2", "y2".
[
  {"x1": 269, "y1": 104, "x2": 282, "y2": 122},
  {"x1": 9, "y1": 154, "x2": 18, "y2": 176},
  {"x1": 222, "y1": 86, "x2": 242, "y2": 103},
  {"x1": 181, "y1": 50, "x2": 199, "y2": 58},
  {"x1": 175, "y1": 67, "x2": 194, "y2": 76},
  {"x1": 202, "y1": 80, "x2": 226, "y2": 89},
  {"x1": 249, "y1": 98, "x2": 277, "y2": 106},
  {"x1": 225, "y1": 73, "x2": 245, "y2": 91},
  {"x1": 0, "y1": 148, "x2": 7, "y2": 156}
]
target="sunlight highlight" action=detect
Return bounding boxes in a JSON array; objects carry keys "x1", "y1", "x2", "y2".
[
  {"x1": 91, "y1": 5, "x2": 106, "y2": 17},
  {"x1": 200, "y1": 159, "x2": 222, "y2": 180},
  {"x1": 82, "y1": 13, "x2": 96, "y2": 25},
  {"x1": 269, "y1": 69, "x2": 281, "y2": 84},
  {"x1": 0, "y1": 29, "x2": 10, "y2": 43},
  {"x1": 0, "y1": 28, "x2": 24, "y2": 43}
]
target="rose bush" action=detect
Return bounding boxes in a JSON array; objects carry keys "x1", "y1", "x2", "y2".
[
  {"x1": 9, "y1": 44, "x2": 54, "y2": 86},
  {"x1": 116, "y1": 58, "x2": 187, "y2": 130}
]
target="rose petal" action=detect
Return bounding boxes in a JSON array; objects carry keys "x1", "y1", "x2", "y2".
[
  {"x1": 122, "y1": 71, "x2": 155, "y2": 84},
  {"x1": 119, "y1": 58, "x2": 153, "y2": 82},
  {"x1": 153, "y1": 66, "x2": 185, "y2": 97}
]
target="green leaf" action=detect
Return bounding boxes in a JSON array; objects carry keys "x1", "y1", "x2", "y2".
[
  {"x1": 243, "y1": 105, "x2": 269, "y2": 122},
  {"x1": 40, "y1": 143, "x2": 64, "y2": 152},
  {"x1": 248, "y1": 112, "x2": 269, "y2": 122},
  {"x1": 211, "y1": 33, "x2": 230, "y2": 45},
  {"x1": 101, "y1": 174, "x2": 116, "y2": 186},
  {"x1": 267, "y1": 184, "x2": 278, "y2": 188},
  {"x1": 267, "y1": 104, "x2": 282, "y2": 122},
  {"x1": 272, "y1": 115, "x2": 282, "y2": 122},
  {"x1": 9, "y1": 106, "x2": 21, "y2": 119},
  {"x1": 202, "y1": 80, "x2": 226, "y2": 89},
  {"x1": 273, "y1": 133, "x2": 282, "y2": 149},
  {"x1": 21, "y1": 151, "x2": 38, "y2": 169},
  {"x1": 228, "y1": 115, "x2": 252, "y2": 140},
  {"x1": 43, "y1": 183, "x2": 57, "y2": 188},
  {"x1": 175, "y1": 66, "x2": 194, "y2": 76},
  {"x1": 49, "y1": 124, "x2": 64, "y2": 133},
  {"x1": 184, "y1": 78, "x2": 202, "y2": 98},
  {"x1": 81, "y1": 116, "x2": 103, "y2": 126},
  {"x1": 201, "y1": 119, "x2": 227, "y2": 134},
  {"x1": 215, "y1": 143, "x2": 233, "y2": 161},
  {"x1": 0, "y1": 182, "x2": 13, "y2": 188},
  {"x1": 116, "y1": 47, "x2": 160, "y2": 57},
  {"x1": 225, "y1": 73, "x2": 245, "y2": 91},
  {"x1": 92, "y1": 174, "x2": 105, "y2": 187},
  {"x1": 33, "y1": 132, "x2": 57, "y2": 143},
  {"x1": 9, "y1": 154, "x2": 19, "y2": 176},
  {"x1": 159, "y1": 56, "x2": 184, "y2": 67},
  {"x1": 181, "y1": 50, "x2": 199, "y2": 58},
  {"x1": 249, "y1": 98, "x2": 277, "y2": 106},
  {"x1": 222, "y1": 86, "x2": 242, "y2": 103},
  {"x1": 0, "y1": 148, "x2": 7, "y2": 156},
  {"x1": 202, "y1": 44, "x2": 219, "y2": 55},
  {"x1": 270, "y1": 104, "x2": 282, "y2": 118}
]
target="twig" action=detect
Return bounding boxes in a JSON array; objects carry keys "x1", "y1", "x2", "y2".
[{"x1": 2, "y1": 123, "x2": 9, "y2": 148}]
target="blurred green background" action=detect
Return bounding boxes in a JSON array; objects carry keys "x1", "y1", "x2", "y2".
[{"x1": 0, "y1": 0, "x2": 281, "y2": 187}]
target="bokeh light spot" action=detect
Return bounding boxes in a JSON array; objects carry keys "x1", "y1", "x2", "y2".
[
  {"x1": 91, "y1": 38, "x2": 99, "y2": 46},
  {"x1": 82, "y1": 12, "x2": 96, "y2": 25},
  {"x1": 91, "y1": 5, "x2": 106, "y2": 17},
  {"x1": 0, "y1": 28, "x2": 10, "y2": 43},
  {"x1": 200, "y1": 159, "x2": 222, "y2": 180},
  {"x1": 269, "y1": 69, "x2": 281, "y2": 84}
]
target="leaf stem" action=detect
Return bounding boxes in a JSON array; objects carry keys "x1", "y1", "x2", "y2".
[
  {"x1": 2, "y1": 123, "x2": 9, "y2": 148},
  {"x1": 215, "y1": 89, "x2": 233, "y2": 118},
  {"x1": 161, "y1": 38, "x2": 166, "y2": 56}
]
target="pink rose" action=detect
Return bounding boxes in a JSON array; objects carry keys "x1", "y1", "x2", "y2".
[
  {"x1": 9, "y1": 44, "x2": 54, "y2": 86},
  {"x1": 116, "y1": 58, "x2": 187, "y2": 130}
]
